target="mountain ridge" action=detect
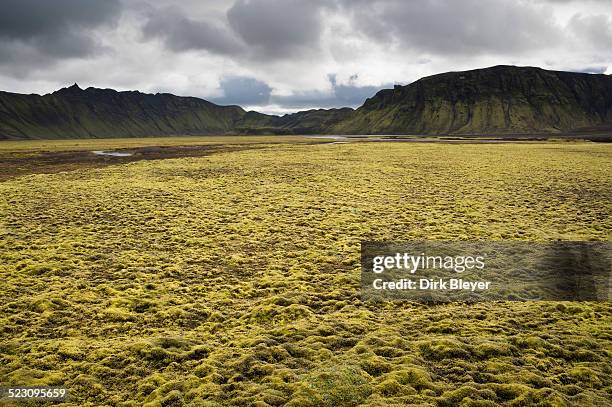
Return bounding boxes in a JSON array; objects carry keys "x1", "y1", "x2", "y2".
[
  {"x1": 1, "y1": 65, "x2": 611, "y2": 139},
  {"x1": 0, "y1": 84, "x2": 246, "y2": 139},
  {"x1": 331, "y1": 65, "x2": 612, "y2": 135}
]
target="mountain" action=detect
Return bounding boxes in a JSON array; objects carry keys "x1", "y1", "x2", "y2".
[
  {"x1": 331, "y1": 65, "x2": 612, "y2": 135},
  {"x1": 234, "y1": 108, "x2": 354, "y2": 135},
  {"x1": 0, "y1": 84, "x2": 246, "y2": 139},
  {"x1": 0, "y1": 66, "x2": 611, "y2": 139}
]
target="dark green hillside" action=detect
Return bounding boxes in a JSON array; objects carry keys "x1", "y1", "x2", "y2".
[
  {"x1": 332, "y1": 65, "x2": 612, "y2": 135},
  {"x1": 235, "y1": 108, "x2": 354, "y2": 134},
  {"x1": 0, "y1": 84, "x2": 246, "y2": 139},
  {"x1": 1, "y1": 66, "x2": 611, "y2": 139}
]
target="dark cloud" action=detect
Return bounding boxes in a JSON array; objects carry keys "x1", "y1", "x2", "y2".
[
  {"x1": 206, "y1": 73, "x2": 386, "y2": 109},
  {"x1": 141, "y1": 6, "x2": 244, "y2": 55},
  {"x1": 340, "y1": 0, "x2": 561, "y2": 55},
  {"x1": 0, "y1": 0, "x2": 121, "y2": 59},
  {"x1": 271, "y1": 74, "x2": 390, "y2": 109},
  {"x1": 227, "y1": 0, "x2": 324, "y2": 59},
  {"x1": 211, "y1": 76, "x2": 272, "y2": 105},
  {"x1": 327, "y1": 74, "x2": 389, "y2": 107},
  {"x1": 140, "y1": 0, "x2": 326, "y2": 60}
]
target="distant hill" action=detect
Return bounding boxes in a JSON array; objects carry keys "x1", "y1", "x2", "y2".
[
  {"x1": 235, "y1": 108, "x2": 355, "y2": 135},
  {"x1": 1, "y1": 65, "x2": 611, "y2": 139}
]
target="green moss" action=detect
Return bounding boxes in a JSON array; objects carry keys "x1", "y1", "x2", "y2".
[
  {"x1": 473, "y1": 341, "x2": 516, "y2": 358},
  {"x1": 389, "y1": 368, "x2": 436, "y2": 391},
  {"x1": 360, "y1": 356, "x2": 393, "y2": 377},
  {"x1": 0, "y1": 141, "x2": 610, "y2": 405},
  {"x1": 489, "y1": 383, "x2": 531, "y2": 401},
  {"x1": 288, "y1": 366, "x2": 371, "y2": 407},
  {"x1": 418, "y1": 339, "x2": 471, "y2": 360},
  {"x1": 373, "y1": 378, "x2": 416, "y2": 397},
  {"x1": 567, "y1": 367, "x2": 602, "y2": 387},
  {"x1": 438, "y1": 385, "x2": 492, "y2": 406}
]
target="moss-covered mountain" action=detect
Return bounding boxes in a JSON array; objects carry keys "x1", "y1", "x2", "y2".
[
  {"x1": 236, "y1": 108, "x2": 354, "y2": 135},
  {"x1": 0, "y1": 84, "x2": 246, "y2": 139},
  {"x1": 332, "y1": 65, "x2": 612, "y2": 135},
  {"x1": 1, "y1": 65, "x2": 611, "y2": 139}
]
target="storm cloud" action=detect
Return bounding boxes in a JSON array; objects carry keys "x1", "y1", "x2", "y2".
[
  {"x1": 211, "y1": 76, "x2": 272, "y2": 105},
  {"x1": 208, "y1": 74, "x2": 385, "y2": 111},
  {"x1": 227, "y1": 0, "x2": 325, "y2": 59},
  {"x1": 269, "y1": 74, "x2": 390, "y2": 110},
  {"x1": 141, "y1": 6, "x2": 244, "y2": 55},
  {"x1": 339, "y1": 0, "x2": 561, "y2": 55},
  {"x1": 0, "y1": 0, "x2": 610, "y2": 113},
  {"x1": 0, "y1": 0, "x2": 121, "y2": 59}
]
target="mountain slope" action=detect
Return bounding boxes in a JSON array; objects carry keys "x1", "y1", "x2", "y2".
[
  {"x1": 331, "y1": 65, "x2": 612, "y2": 135},
  {"x1": 234, "y1": 108, "x2": 354, "y2": 135},
  {"x1": 0, "y1": 84, "x2": 246, "y2": 139},
  {"x1": 0, "y1": 66, "x2": 611, "y2": 139}
]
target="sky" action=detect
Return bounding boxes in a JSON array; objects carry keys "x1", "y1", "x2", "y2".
[{"x1": 0, "y1": 0, "x2": 611, "y2": 115}]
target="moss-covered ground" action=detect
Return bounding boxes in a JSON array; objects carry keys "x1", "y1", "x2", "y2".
[{"x1": 0, "y1": 139, "x2": 610, "y2": 406}]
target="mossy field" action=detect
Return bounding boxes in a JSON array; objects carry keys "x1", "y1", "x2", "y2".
[{"x1": 0, "y1": 138, "x2": 611, "y2": 406}]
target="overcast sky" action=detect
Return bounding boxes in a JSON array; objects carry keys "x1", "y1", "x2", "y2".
[{"x1": 0, "y1": 0, "x2": 611, "y2": 114}]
